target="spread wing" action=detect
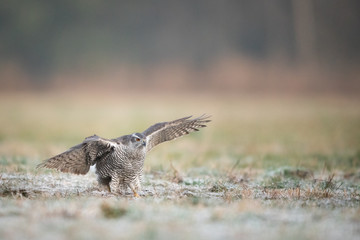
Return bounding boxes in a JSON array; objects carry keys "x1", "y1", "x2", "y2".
[
  {"x1": 37, "y1": 135, "x2": 117, "y2": 175},
  {"x1": 142, "y1": 115, "x2": 211, "y2": 152}
]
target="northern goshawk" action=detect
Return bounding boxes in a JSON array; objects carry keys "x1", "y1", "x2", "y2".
[{"x1": 37, "y1": 115, "x2": 211, "y2": 197}]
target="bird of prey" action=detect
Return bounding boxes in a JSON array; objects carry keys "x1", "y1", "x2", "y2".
[{"x1": 37, "y1": 115, "x2": 211, "y2": 197}]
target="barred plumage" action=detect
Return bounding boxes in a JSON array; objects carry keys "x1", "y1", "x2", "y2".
[{"x1": 37, "y1": 115, "x2": 211, "y2": 197}]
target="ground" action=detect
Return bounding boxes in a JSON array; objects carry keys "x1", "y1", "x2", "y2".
[{"x1": 0, "y1": 93, "x2": 359, "y2": 240}]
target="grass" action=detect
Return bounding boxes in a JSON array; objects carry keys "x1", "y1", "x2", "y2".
[{"x1": 0, "y1": 92, "x2": 360, "y2": 239}]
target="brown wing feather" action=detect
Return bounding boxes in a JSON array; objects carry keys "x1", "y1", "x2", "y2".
[
  {"x1": 142, "y1": 115, "x2": 211, "y2": 152},
  {"x1": 37, "y1": 135, "x2": 116, "y2": 175}
]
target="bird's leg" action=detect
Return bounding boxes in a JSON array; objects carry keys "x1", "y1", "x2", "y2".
[
  {"x1": 135, "y1": 176, "x2": 142, "y2": 192},
  {"x1": 97, "y1": 176, "x2": 112, "y2": 193},
  {"x1": 109, "y1": 175, "x2": 121, "y2": 194},
  {"x1": 119, "y1": 181, "x2": 128, "y2": 195},
  {"x1": 128, "y1": 183, "x2": 140, "y2": 197}
]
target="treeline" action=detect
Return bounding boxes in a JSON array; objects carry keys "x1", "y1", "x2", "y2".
[{"x1": 0, "y1": 0, "x2": 359, "y2": 78}]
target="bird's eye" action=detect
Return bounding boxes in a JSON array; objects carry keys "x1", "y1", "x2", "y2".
[{"x1": 135, "y1": 138, "x2": 140, "y2": 142}]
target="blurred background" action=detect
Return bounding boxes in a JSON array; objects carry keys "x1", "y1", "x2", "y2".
[
  {"x1": 0, "y1": 0, "x2": 360, "y2": 169},
  {"x1": 0, "y1": 0, "x2": 359, "y2": 95}
]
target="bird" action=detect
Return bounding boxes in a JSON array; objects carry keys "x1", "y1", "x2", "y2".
[{"x1": 37, "y1": 115, "x2": 211, "y2": 197}]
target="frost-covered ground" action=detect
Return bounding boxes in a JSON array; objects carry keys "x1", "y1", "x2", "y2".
[{"x1": 1, "y1": 169, "x2": 359, "y2": 240}]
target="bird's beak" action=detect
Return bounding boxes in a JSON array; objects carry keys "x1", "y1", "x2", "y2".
[{"x1": 142, "y1": 140, "x2": 146, "y2": 147}]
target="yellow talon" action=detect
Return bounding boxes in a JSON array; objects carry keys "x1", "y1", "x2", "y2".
[{"x1": 129, "y1": 184, "x2": 140, "y2": 197}]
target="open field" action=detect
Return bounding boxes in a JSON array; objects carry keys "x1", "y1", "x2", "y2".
[{"x1": 1, "y1": 93, "x2": 360, "y2": 239}]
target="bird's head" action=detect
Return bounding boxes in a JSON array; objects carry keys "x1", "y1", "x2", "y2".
[{"x1": 130, "y1": 133, "x2": 146, "y2": 149}]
